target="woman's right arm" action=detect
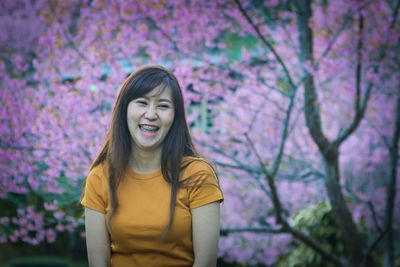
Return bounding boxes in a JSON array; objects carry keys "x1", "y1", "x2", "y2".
[{"x1": 85, "y1": 207, "x2": 111, "y2": 267}]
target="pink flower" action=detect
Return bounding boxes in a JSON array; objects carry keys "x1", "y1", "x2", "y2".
[
  {"x1": 0, "y1": 235, "x2": 7, "y2": 243},
  {"x1": 46, "y1": 229, "x2": 56, "y2": 243},
  {"x1": 44, "y1": 201, "x2": 58, "y2": 211},
  {"x1": 66, "y1": 225, "x2": 74, "y2": 232},
  {"x1": 0, "y1": 217, "x2": 9, "y2": 225},
  {"x1": 9, "y1": 233, "x2": 18, "y2": 243},
  {"x1": 80, "y1": 231, "x2": 86, "y2": 238},
  {"x1": 56, "y1": 224, "x2": 65, "y2": 232},
  {"x1": 54, "y1": 211, "x2": 64, "y2": 220}
]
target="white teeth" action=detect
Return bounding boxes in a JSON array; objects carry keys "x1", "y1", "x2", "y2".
[{"x1": 140, "y1": 125, "x2": 159, "y2": 131}]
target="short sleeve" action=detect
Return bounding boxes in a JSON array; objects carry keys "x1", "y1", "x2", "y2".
[
  {"x1": 81, "y1": 166, "x2": 107, "y2": 213},
  {"x1": 186, "y1": 160, "x2": 224, "y2": 209}
]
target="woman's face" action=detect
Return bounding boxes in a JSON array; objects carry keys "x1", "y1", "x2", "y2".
[{"x1": 127, "y1": 84, "x2": 175, "y2": 153}]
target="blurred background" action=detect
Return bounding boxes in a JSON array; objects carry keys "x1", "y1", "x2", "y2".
[{"x1": 0, "y1": 0, "x2": 399, "y2": 266}]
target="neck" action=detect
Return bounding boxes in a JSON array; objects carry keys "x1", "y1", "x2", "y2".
[{"x1": 129, "y1": 146, "x2": 162, "y2": 174}]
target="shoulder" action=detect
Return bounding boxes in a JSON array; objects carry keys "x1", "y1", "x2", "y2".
[
  {"x1": 181, "y1": 157, "x2": 224, "y2": 208},
  {"x1": 82, "y1": 161, "x2": 109, "y2": 212},
  {"x1": 87, "y1": 161, "x2": 108, "y2": 181},
  {"x1": 181, "y1": 156, "x2": 215, "y2": 175},
  {"x1": 180, "y1": 156, "x2": 218, "y2": 184}
]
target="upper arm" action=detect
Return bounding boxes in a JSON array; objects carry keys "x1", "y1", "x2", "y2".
[
  {"x1": 191, "y1": 201, "x2": 221, "y2": 267},
  {"x1": 85, "y1": 207, "x2": 111, "y2": 267}
]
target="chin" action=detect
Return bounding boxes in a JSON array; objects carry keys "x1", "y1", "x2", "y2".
[{"x1": 138, "y1": 143, "x2": 161, "y2": 151}]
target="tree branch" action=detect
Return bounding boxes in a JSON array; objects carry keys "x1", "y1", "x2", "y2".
[
  {"x1": 212, "y1": 160, "x2": 261, "y2": 174},
  {"x1": 243, "y1": 132, "x2": 345, "y2": 266},
  {"x1": 382, "y1": 80, "x2": 400, "y2": 266},
  {"x1": 244, "y1": 132, "x2": 285, "y2": 223},
  {"x1": 314, "y1": 9, "x2": 353, "y2": 68},
  {"x1": 247, "y1": 97, "x2": 269, "y2": 134},
  {"x1": 334, "y1": 12, "x2": 370, "y2": 147},
  {"x1": 201, "y1": 127, "x2": 346, "y2": 266},
  {"x1": 355, "y1": 12, "x2": 364, "y2": 112},
  {"x1": 144, "y1": 16, "x2": 250, "y2": 84},
  {"x1": 284, "y1": 222, "x2": 347, "y2": 267},
  {"x1": 294, "y1": 0, "x2": 366, "y2": 263},
  {"x1": 145, "y1": 17, "x2": 180, "y2": 52},
  {"x1": 61, "y1": 27, "x2": 96, "y2": 68},
  {"x1": 294, "y1": 0, "x2": 332, "y2": 157},
  {"x1": 220, "y1": 226, "x2": 283, "y2": 235},
  {"x1": 368, "y1": 201, "x2": 383, "y2": 233},
  {"x1": 234, "y1": 0, "x2": 296, "y2": 90},
  {"x1": 362, "y1": 224, "x2": 390, "y2": 267},
  {"x1": 335, "y1": 0, "x2": 400, "y2": 146},
  {"x1": 0, "y1": 139, "x2": 47, "y2": 152},
  {"x1": 213, "y1": 159, "x2": 271, "y2": 198},
  {"x1": 271, "y1": 90, "x2": 297, "y2": 177},
  {"x1": 389, "y1": 0, "x2": 400, "y2": 29}
]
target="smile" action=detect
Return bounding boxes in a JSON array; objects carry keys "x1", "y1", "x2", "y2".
[{"x1": 139, "y1": 124, "x2": 160, "y2": 137}]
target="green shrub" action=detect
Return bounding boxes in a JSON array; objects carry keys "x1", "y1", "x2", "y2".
[
  {"x1": 278, "y1": 201, "x2": 347, "y2": 267},
  {"x1": 8, "y1": 257, "x2": 70, "y2": 267}
]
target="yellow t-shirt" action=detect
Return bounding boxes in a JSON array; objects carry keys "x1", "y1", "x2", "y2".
[{"x1": 81, "y1": 157, "x2": 224, "y2": 267}]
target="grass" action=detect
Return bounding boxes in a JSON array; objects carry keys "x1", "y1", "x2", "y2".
[{"x1": 0, "y1": 259, "x2": 88, "y2": 267}]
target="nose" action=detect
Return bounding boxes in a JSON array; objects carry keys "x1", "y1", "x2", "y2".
[{"x1": 144, "y1": 106, "x2": 157, "y2": 120}]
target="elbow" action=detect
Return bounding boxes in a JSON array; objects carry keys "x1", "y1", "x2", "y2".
[
  {"x1": 192, "y1": 257, "x2": 217, "y2": 267},
  {"x1": 88, "y1": 258, "x2": 110, "y2": 267},
  {"x1": 88, "y1": 260, "x2": 110, "y2": 267}
]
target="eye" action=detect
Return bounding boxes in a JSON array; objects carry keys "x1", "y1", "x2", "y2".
[
  {"x1": 136, "y1": 100, "x2": 147, "y2": 105},
  {"x1": 158, "y1": 104, "x2": 170, "y2": 109}
]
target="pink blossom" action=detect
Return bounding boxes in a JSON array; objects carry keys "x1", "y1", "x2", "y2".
[
  {"x1": 0, "y1": 217, "x2": 9, "y2": 225},
  {"x1": 46, "y1": 229, "x2": 56, "y2": 243},
  {"x1": 54, "y1": 212, "x2": 64, "y2": 220},
  {"x1": 55, "y1": 224, "x2": 65, "y2": 232},
  {"x1": 44, "y1": 201, "x2": 58, "y2": 211}
]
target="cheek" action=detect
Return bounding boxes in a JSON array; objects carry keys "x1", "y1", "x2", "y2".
[
  {"x1": 161, "y1": 112, "x2": 174, "y2": 130},
  {"x1": 126, "y1": 111, "x2": 137, "y2": 131},
  {"x1": 167, "y1": 112, "x2": 175, "y2": 127}
]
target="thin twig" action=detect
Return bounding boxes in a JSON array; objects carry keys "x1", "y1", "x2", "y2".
[
  {"x1": 368, "y1": 201, "x2": 383, "y2": 233},
  {"x1": 271, "y1": 90, "x2": 297, "y2": 177},
  {"x1": 362, "y1": 225, "x2": 390, "y2": 267},
  {"x1": 314, "y1": 9, "x2": 353, "y2": 67},
  {"x1": 334, "y1": 0, "x2": 399, "y2": 147},
  {"x1": 220, "y1": 226, "x2": 283, "y2": 235},
  {"x1": 196, "y1": 139, "x2": 271, "y2": 197},
  {"x1": 285, "y1": 223, "x2": 347, "y2": 266},
  {"x1": 244, "y1": 132, "x2": 285, "y2": 224},
  {"x1": 355, "y1": 12, "x2": 364, "y2": 112},
  {"x1": 234, "y1": 0, "x2": 295, "y2": 90},
  {"x1": 213, "y1": 160, "x2": 262, "y2": 174}
]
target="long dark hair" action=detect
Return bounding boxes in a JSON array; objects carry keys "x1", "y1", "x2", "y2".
[{"x1": 90, "y1": 65, "x2": 200, "y2": 236}]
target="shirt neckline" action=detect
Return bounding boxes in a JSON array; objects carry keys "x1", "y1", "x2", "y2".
[{"x1": 127, "y1": 167, "x2": 162, "y2": 180}]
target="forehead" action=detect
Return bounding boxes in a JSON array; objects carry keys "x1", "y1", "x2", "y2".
[{"x1": 144, "y1": 84, "x2": 173, "y2": 100}]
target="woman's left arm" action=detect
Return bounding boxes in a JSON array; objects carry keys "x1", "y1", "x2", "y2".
[{"x1": 191, "y1": 201, "x2": 221, "y2": 267}]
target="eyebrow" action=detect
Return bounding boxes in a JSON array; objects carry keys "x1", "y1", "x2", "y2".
[
  {"x1": 141, "y1": 96, "x2": 173, "y2": 104},
  {"x1": 159, "y1": 99, "x2": 173, "y2": 104}
]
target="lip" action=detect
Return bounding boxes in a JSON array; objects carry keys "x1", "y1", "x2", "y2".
[
  {"x1": 139, "y1": 124, "x2": 160, "y2": 128},
  {"x1": 139, "y1": 124, "x2": 159, "y2": 137}
]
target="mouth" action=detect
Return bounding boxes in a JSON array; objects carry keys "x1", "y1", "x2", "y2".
[{"x1": 139, "y1": 124, "x2": 160, "y2": 136}]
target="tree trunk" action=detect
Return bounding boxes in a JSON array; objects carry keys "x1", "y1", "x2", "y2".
[
  {"x1": 294, "y1": 0, "x2": 366, "y2": 265},
  {"x1": 323, "y1": 152, "x2": 365, "y2": 265},
  {"x1": 383, "y1": 88, "x2": 400, "y2": 267}
]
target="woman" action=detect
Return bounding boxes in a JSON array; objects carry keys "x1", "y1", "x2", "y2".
[{"x1": 81, "y1": 66, "x2": 224, "y2": 267}]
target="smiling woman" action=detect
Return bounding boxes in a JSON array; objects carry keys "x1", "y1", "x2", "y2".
[
  {"x1": 81, "y1": 66, "x2": 223, "y2": 267},
  {"x1": 127, "y1": 84, "x2": 175, "y2": 158}
]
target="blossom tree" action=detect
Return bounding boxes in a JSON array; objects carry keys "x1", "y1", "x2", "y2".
[{"x1": 1, "y1": 0, "x2": 399, "y2": 265}]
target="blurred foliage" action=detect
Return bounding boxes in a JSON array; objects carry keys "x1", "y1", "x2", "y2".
[
  {"x1": 0, "y1": 172, "x2": 85, "y2": 246},
  {"x1": 0, "y1": 229, "x2": 86, "y2": 263},
  {"x1": 223, "y1": 33, "x2": 258, "y2": 61},
  {"x1": 8, "y1": 257, "x2": 70, "y2": 267},
  {"x1": 278, "y1": 201, "x2": 347, "y2": 267}
]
